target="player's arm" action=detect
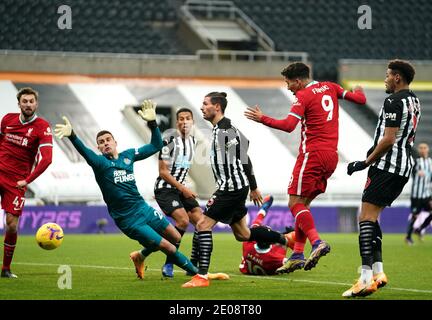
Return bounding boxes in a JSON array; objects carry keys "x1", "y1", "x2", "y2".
[
  {"x1": 133, "y1": 100, "x2": 163, "y2": 160},
  {"x1": 244, "y1": 105, "x2": 300, "y2": 133},
  {"x1": 332, "y1": 83, "x2": 366, "y2": 104},
  {"x1": 158, "y1": 159, "x2": 197, "y2": 199},
  {"x1": 348, "y1": 99, "x2": 401, "y2": 175},
  {"x1": 237, "y1": 129, "x2": 263, "y2": 206},
  {"x1": 54, "y1": 116, "x2": 103, "y2": 168},
  {"x1": 22, "y1": 145, "x2": 53, "y2": 186}
]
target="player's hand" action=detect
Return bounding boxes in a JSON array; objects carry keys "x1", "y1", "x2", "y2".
[
  {"x1": 250, "y1": 188, "x2": 263, "y2": 206},
  {"x1": 352, "y1": 85, "x2": 364, "y2": 93},
  {"x1": 138, "y1": 99, "x2": 157, "y2": 122},
  {"x1": 180, "y1": 186, "x2": 197, "y2": 199},
  {"x1": 54, "y1": 116, "x2": 73, "y2": 139},
  {"x1": 347, "y1": 160, "x2": 368, "y2": 176},
  {"x1": 16, "y1": 180, "x2": 28, "y2": 190},
  {"x1": 244, "y1": 105, "x2": 263, "y2": 123}
]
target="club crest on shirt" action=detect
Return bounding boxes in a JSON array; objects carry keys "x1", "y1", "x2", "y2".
[
  {"x1": 123, "y1": 158, "x2": 131, "y2": 165},
  {"x1": 162, "y1": 146, "x2": 170, "y2": 155},
  {"x1": 26, "y1": 128, "x2": 34, "y2": 137},
  {"x1": 172, "y1": 200, "x2": 180, "y2": 207}
]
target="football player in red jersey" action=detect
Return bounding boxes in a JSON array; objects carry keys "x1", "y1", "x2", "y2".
[
  {"x1": 0, "y1": 87, "x2": 53, "y2": 278},
  {"x1": 239, "y1": 195, "x2": 296, "y2": 276},
  {"x1": 245, "y1": 62, "x2": 366, "y2": 274}
]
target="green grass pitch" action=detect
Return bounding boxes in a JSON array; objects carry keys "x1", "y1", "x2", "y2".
[{"x1": 1, "y1": 233, "x2": 431, "y2": 300}]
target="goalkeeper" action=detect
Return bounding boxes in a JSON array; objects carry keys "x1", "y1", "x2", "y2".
[{"x1": 54, "y1": 100, "x2": 219, "y2": 281}]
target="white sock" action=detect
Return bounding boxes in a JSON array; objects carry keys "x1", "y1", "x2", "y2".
[
  {"x1": 372, "y1": 262, "x2": 384, "y2": 275},
  {"x1": 360, "y1": 266, "x2": 373, "y2": 284}
]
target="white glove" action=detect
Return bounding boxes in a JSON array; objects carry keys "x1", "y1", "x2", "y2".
[
  {"x1": 54, "y1": 116, "x2": 73, "y2": 139},
  {"x1": 138, "y1": 99, "x2": 157, "y2": 122}
]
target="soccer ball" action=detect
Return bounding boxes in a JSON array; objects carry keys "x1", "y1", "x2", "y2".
[{"x1": 35, "y1": 223, "x2": 64, "y2": 250}]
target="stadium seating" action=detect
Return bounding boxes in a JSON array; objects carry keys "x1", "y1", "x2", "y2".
[{"x1": 1, "y1": 0, "x2": 431, "y2": 79}]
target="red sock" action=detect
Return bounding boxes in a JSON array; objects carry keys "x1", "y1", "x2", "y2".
[
  {"x1": 291, "y1": 203, "x2": 320, "y2": 246},
  {"x1": 293, "y1": 223, "x2": 306, "y2": 254},
  {"x1": 251, "y1": 211, "x2": 265, "y2": 228},
  {"x1": 2, "y1": 231, "x2": 17, "y2": 271}
]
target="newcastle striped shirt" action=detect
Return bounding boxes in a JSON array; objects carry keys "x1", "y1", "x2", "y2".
[
  {"x1": 411, "y1": 156, "x2": 432, "y2": 199},
  {"x1": 371, "y1": 89, "x2": 421, "y2": 177},
  {"x1": 154, "y1": 132, "x2": 196, "y2": 190},
  {"x1": 210, "y1": 117, "x2": 257, "y2": 192}
]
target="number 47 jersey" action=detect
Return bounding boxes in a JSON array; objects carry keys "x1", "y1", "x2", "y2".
[{"x1": 289, "y1": 81, "x2": 366, "y2": 154}]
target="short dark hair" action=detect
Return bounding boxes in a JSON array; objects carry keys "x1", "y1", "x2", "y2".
[
  {"x1": 17, "y1": 87, "x2": 38, "y2": 102},
  {"x1": 388, "y1": 59, "x2": 415, "y2": 85},
  {"x1": 96, "y1": 130, "x2": 114, "y2": 143},
  {"x1": 281, "y1": 62, "x2": 310, "y2": 80},
  {"x1": 205, "y1": 92, "x2": 228, "y2": 113},
  {"x1": 176, "y1": 107, "x2": 194, "y2": 120}
]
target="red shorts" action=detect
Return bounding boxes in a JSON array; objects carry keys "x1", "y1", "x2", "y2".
[
  {"x1": 0, "y1": 174, "x2": 26, "y2": 216},
  {"x1": 288, "y1": 151, "x2": 338, "y2": 200}
]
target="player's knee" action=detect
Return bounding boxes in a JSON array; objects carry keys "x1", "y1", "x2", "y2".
[
  {"x1": 176, "y1": 216, "x2": 190, "y2": 230},
  {"x1": 158, "y1": 239, "x2": 176, "y2": 255},
  {"x1": 234, "y1": 231, "x2": 249, "y2": 242}
]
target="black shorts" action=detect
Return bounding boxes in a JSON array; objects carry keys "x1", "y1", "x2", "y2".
[
  {"x1": 410, "y1": 197, "x2": 432, "y2": 215},
  {"x1": 362, "y1": 166, "x2": 409, "y2": 207},
  {"x1": 154, "y1": 188, "x2": 200, "y2": 216},
  {"x1": 204, "y1": 187, "x2": 249, "y2": 225}
]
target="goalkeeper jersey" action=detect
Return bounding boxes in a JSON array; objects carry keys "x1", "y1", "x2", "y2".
[{"x1": 69, "y1": 127, "x2": 162, "y2": 220}]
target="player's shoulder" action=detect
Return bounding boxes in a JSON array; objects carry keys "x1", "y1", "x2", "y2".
[
  {"x1": 1, "y1": 113, "x2": 19, "y2": 123},
  {"x1": 34, "y1": 116, "x2": 51, "y2": 127}
]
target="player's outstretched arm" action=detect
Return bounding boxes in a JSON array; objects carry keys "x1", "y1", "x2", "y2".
[
  {"x1": 338, "y1": 84, "x2": 367, "y2": 105},
  {"x1": 54, "y1": 116, "x2": 102, "y2": 168},
  {"x1": 134, "y1": 100, "x2": 163, "y2": 160}
]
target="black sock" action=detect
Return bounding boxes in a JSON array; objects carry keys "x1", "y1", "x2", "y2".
[
  {"x1": 372, "y1": 221, "x2": 382, "y2": 263},
  {"x1": 359, "y1": 221, "x2": 374, "y2": 268},
  {"x1": 406, "y1": 215, "x2": 417, "y2": 238},
  {"x1": 190, "y1": 230, "x2": 200, "y2": 267},
  {"x1": 165, "y1": 226, "x2": 185, "y2": 264},
  {"x1": 249, "y1": 226, "x2": 286, "y2": 245},
  {"x1": 197, "y1": 231, "x2": 213, "y2": 275}
]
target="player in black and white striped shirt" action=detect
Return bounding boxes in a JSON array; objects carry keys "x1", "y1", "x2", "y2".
[
  {"x1": 154, "y1": 108, "x2": 202, "y2": 278},
  {"x1": 405, "y1": 143, "x2": 432, "y2": 244},
  {"x1": 182, "y1": 92, "x2": 288, "y2": 288},
  {"x1": 345, "y1": 60, "x2": 420, "y2": 297}
]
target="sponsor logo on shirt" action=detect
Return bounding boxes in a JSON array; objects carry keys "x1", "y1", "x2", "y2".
[
  {"x1": 385, "y1": 113, "x2": 397, "y2": 121},
  {"x1": 44, "y1": 127, "x2": 52, "y2": 136},
  {"x1": 113, "y1": 169, "x2": 135, "y2": 184}
]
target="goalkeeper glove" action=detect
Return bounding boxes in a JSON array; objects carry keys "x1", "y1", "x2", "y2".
[
  {"x1": 54, "y1": 116, "x2": 73, "y2": 139},
  {"x1": 347, "y1": 160, "x2": 368, "y2": 176},
  {"x1": 138, "y1": 99, "x2": 157, "y2": 122}
]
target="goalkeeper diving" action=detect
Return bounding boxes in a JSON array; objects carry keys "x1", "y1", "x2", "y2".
[{"x1": 54, "y1": 100, "x2": 228, "y2": 282}]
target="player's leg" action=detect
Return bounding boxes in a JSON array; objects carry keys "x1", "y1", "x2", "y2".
[
  {"x1": 231, "y1": 215, "x2": 286, "y2": 244},
  {"x1": 161, "y1": 207, "x2": 189, "y2": 278},
  {"x1": 251, "y1": 195, "x2": 273, "y2": 228},
  {"x1": 187, "y1": 206, "x2": 203, "y2": 273},
  {"x1": 181, "y1": 214, "x2": 218, "y2": 288},
  {"x1": 155, "y1": 189, "x2": 189, "y2": 277},
  {"x1": 405, "y1": 198, "x2": 419, "y2": 245},
  {"x1": 1, "y1": 183, "x2": 25, "y2": 278},
  {"x1": 2, "y1": 212, "x2": 19, "y2": 278},
  {"x1": 414, "y1": 199, "x2": 432, "y2": 240}
]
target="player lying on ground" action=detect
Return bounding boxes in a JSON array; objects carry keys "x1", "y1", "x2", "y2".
[
  {"x1": 54, "y1": 100, "x2": 228, "y2": 282},
  {"x1": 239, "y1": 195, "x2": 296, "y2": 276}
]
